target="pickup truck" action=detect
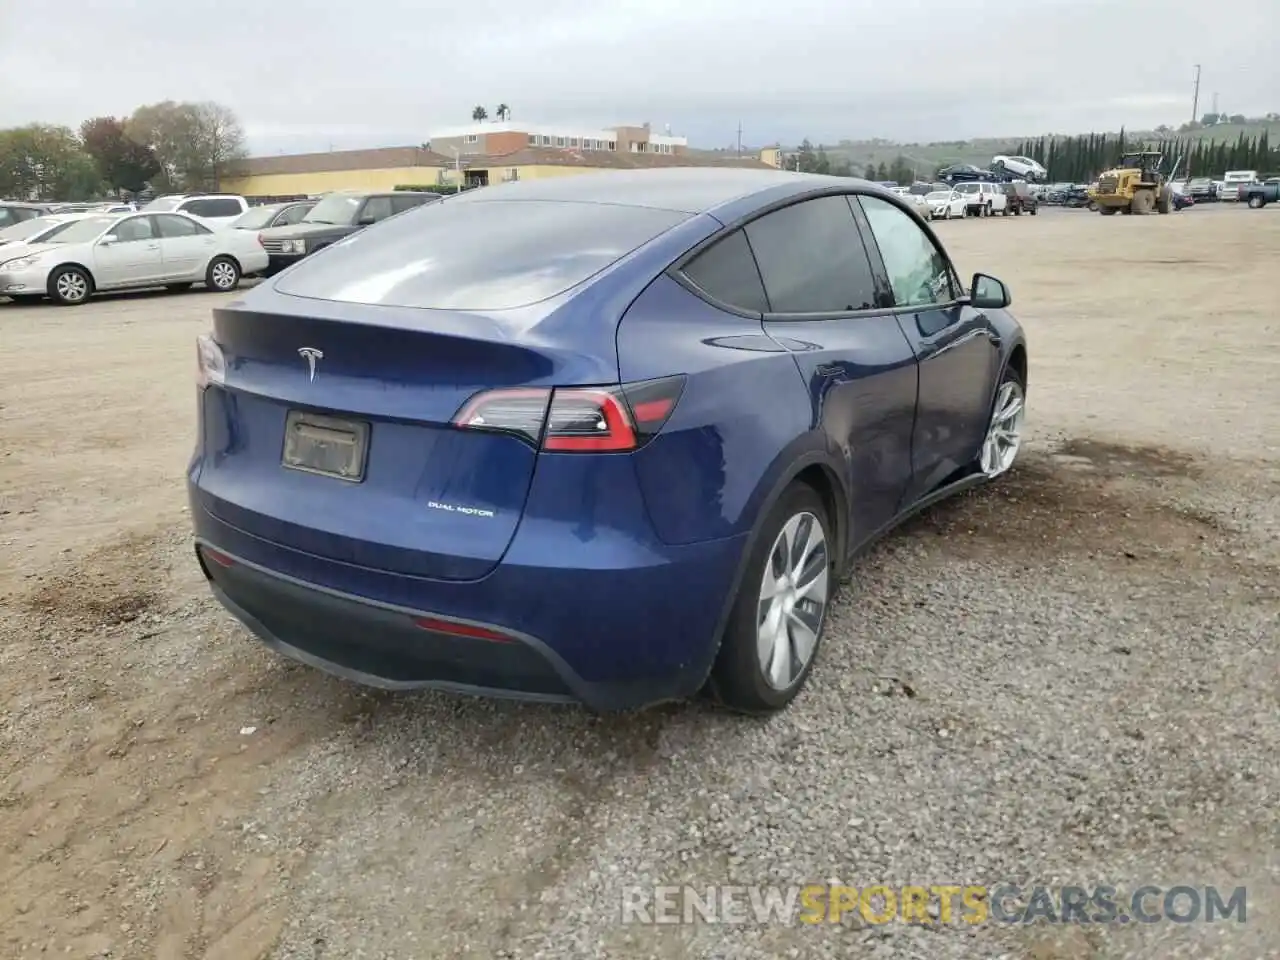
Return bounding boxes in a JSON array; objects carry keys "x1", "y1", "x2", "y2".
[{"x1": 1239, "y1": 179, "x2": 1280, "y2": 208}]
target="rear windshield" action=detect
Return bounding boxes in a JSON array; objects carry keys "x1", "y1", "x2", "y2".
[{"x1": 274, "y1": 199, "x2": 688, "y2": 311}]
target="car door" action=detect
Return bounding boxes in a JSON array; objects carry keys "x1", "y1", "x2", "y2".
[
  {"x1": 856, "y1": 194, "x2": 1001, "y2": 504},
  {"x1": 154, "y1": 213, "x2": 217, "y2": 279},
  {"x1": 739, "y1": 194, "x2": 920, "y2": 549},
  {"x1": 92, "y1": 215, "x2": 164, "y2": 287}
]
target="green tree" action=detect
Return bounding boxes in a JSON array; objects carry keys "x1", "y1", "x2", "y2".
[
  {"x1": 863, "y1": 163, "x2": 876, "y2": 179},
  {"x1": 795, "y1": 138, "x2": 817, "y2": 173},
  {"x1": 495, "y1": 104, "x2": 511, "y2": 121},
  {"x1": 80, "y1": 116, "x2": 159, "y2": 195},
  {"x1": 0, "y1": 125, "x2": 102, "y2": 200},
  {"x1": 471, "y1": 105, "x2": 488, "y2": 122}
]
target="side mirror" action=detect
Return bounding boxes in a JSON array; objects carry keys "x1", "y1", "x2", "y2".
[
  {"x1": 356, "y1": 215, "x2": 376, "y2": 226},
  {"x1": 99, "y1": 235, "x2": 118, "y2": 246},
  {"x1": 971, "y1": 272, "x2": 1011, "y2": 309}
]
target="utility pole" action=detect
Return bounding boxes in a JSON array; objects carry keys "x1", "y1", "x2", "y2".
[
  {"x1": 736, "y1": 122, "x2": 742, "y2": 158},
  {"x1": 1211, "y1": 92, "x2": 1219, "y2": 117},
  {"x1": 1191, "y1": 64, "x2": 1201, "y2": 125}
]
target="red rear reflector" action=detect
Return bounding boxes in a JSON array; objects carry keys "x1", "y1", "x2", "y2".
[
  {"x1": 203, "y1": 547, "x2": 235, "y2": 568},
  {"x1": 452, "y1": 376, "x2": 685, "y2": 453},
  {"x1": 413, "y1": 616, "x2": 514, "y2": 643}
]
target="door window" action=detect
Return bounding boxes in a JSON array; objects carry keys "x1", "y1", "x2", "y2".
[
  {"x1": 859, "y1": 195, "x2": 957, "y2": 308},
  {"x1": 391, "y1": 194, "x2": 428, "y2": 214},
  {"x1": 111, "y1": 217, "x2": 156, "y2": 242},
  {"x1": 359, "y1": 197, "x2": 395, "y2": 222},
  {"x1": 679, "y1": 229, "x2": 769, "y2": 314},
  {"x1": 743, "y1": 196, "x2": 878, "y2": 314},
  {"x1": 154, "y1": 214, "x2": 209, "y2": 237}
]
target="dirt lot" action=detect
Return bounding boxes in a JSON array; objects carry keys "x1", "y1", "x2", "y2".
[{"x1": 1, "y1": 205, "x2": 1277, "y2": 960}]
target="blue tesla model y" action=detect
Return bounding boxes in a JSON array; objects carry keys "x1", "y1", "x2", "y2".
[{"x1": 189, "y1": 168, "x2": 1028, "y2": 713}]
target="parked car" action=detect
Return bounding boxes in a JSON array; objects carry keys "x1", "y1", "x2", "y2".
[
  {"x1": 188, "y1": 169, "x2": 1029, "y2": 713},
  {"x1": 1218, "y1": 170, "x2": 1258, "y2": 202},
  {"x1": 256, "y1": 190, "x2": 438, "y2": 274},
  {"x1": 0, "y1": 213, "x2": 92, "y2": 248},
  {"x1": 924, "y1": 189, "x2": 967, "y2": 220},
  {"x1": 0, "y1": 202, "x2": 55, "y2": 229},
  {"x1": 991, "y1": 155, "x2": 1048, "y2": 181},
  {"x1": 938, "y1": 164, "x2": 990, "y2": 184},
  {"x1": 228, "y1": 200, "x2": 316, "y2": 232},
  {"x1": 0, "y1": 211, "x2": 268, "y2": 305},
  {"x1": 1063, "y1": 185, "x2": 1093, "y2": 208},
  {"x1": 142, "y1": 194, "x2": 250, "y2": 229},
  {"x1": 1002, "y1": 182, "x2": 1039, "y2": 215},
  {"x1": 1186, "y1": 178, "x2": 1218, "y2": 202},
  {"x1": 1239, "y1": 178, "x2": 1280, "y2": 208},
  {"x1": 953, "y1": 180, "x2": 1007, "y2": 216},
  {"x1": 1173, "y1": 192, "x2": 1195, "y2": 211}
]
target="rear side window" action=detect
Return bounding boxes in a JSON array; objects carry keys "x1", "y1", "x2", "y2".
[
  {"x1": 182, "y1": 198, "x2": 243, "y2": 218},
  {"x1": 680, "y1": 230, "x2": 769, "y2": 314},
  {"x1": 744, "y1": 196, "x2": 878, "y2": 314},
  {"x1": 274, "y1": 199, "x2": 688, "y2": 311}
]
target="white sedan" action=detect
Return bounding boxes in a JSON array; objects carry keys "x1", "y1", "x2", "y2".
[
  {"x1": 992, "y1": 155, "x2": 1048, "y2": 181},
  {"x1": 924, "y1": 190, "x2": 968, "y2": 220},
  {"x1": 0, "y1": 211, "x2": 269, "y2": 305}
]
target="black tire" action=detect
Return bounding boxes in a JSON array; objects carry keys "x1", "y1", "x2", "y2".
[
  {"x1": 1100, "y1": 206, "x2": 1119, "y2": 216},
  {"x1": 205, "y1": 256, "x2": 241, "y2": 292},
  {"x1": 708, "y1": 482, "x2": 835, "y2": 714},
  {"x1": 1030, "y1": 205, "x2": 1038, "y2": 215},
  {"x1": 1247, "y1": 195, "x2": 1264, "y2": 209},
  {"x1": 1014, "y1": 205, "x2": 1022, "y2": 216},
  {"x1": 47, "y1": 265, "x2": 93, "y2": 306},
  {"x1": 166, "y1": 282, "x2": 193, "y2": 292}
]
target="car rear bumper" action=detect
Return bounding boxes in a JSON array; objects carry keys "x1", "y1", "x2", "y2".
[{"x1": 189, "y1": 494, "x2": 748, "y2": 711}]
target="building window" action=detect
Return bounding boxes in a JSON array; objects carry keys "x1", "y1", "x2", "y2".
[
  {"x1": 608, "y1": 141, "x2": 616, "y2": 151},
  {"x1": 556, "y1": 136, "x2": 565, "y2": 147},
  {"x1": 569, "y1": 137, "x2": 579, "y2": 147},
  {"x1": 528, "y1": 134, "x2": 538, "y2": 145},
  {"x1": 540, "y1": 135, "x2": 551, "y2": 146},
  {"x1": 464, "y1": 134, "x2": 478, "y2": 144}
]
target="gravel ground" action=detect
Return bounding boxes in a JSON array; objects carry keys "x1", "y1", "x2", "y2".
[{"x1": 1, "y1": 204, "x2": 1277, "y2": 959}]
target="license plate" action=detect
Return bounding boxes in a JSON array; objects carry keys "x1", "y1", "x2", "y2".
[{"x1": 281, "y1": 411, "x2": 369, "y2": 482}]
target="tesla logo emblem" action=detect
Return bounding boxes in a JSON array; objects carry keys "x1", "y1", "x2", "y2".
[{"x1": 298, "y1": 347, "x2": 323, "y2": 382}]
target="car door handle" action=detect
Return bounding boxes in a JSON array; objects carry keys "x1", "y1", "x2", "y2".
[{"x1": 145, "y1": 244, "x2": 159, "y2": 250}]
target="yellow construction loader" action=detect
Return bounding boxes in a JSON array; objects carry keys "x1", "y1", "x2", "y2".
[{"x1": 1089, "y1": 151, "x2": 1174, "y2": 215}]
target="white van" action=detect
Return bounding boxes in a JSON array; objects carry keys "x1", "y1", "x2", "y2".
[{"x1": 1219, "y1": 170, "x2": 1258, "y2": 202}]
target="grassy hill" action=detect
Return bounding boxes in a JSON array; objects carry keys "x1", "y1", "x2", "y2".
[{"x1": 759, "y1": 118, "x2": 1280, "y2": 172}]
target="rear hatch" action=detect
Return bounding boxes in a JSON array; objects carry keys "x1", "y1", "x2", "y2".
[{"x1": 194, "y1": 196, "x2": 688, "y2": 581}]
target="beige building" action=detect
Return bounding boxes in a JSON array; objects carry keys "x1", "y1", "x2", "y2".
[
  {"x1": 426, "y1": 120, "x2": 689, "y2": 161},
  {"x1": 221, "y1": 142, "x2": 781, "y2": 200}
]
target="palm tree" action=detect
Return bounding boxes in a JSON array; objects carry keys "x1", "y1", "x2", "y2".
[
  {"x1": 471, "y1": 105, "x2": 488, "y2": 122},
  {"x1": 496, "y1": 104, "x2": 511, "y2": 122}
]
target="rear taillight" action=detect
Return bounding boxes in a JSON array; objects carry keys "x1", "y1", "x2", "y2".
[
  {"x1": 196, "y1": 334, "x2": 225, "y2": 389},
  {"x1": 452, "y1": 375, "x2": 685, "y2": 453}
]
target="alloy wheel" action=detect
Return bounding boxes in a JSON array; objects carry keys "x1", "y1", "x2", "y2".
[
  {"x1": 756, "y1": 511, "x2": 829, "y2": 690},
  {"x1": 980, "y1": 379, "x2": 1025, "y2": 477},
  {"x1": 210, "y1": 261, "x2": 238, "y2": 289},
  {"x1": 56, "y1": 271, "x2": 88, "y2": 303}
]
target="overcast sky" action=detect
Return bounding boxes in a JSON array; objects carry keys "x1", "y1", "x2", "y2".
[{"x1": 2, "y1": 0, "x2": 1275, "y2": 156}]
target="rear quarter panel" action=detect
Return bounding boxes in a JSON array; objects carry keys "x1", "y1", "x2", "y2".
[{"x1": 616, "y1": 275, "x2": 820, "y2": 546}]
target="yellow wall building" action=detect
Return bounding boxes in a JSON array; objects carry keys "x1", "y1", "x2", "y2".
[{"x1": 222, "y1": 145, "x2": 782, "y2": 199}]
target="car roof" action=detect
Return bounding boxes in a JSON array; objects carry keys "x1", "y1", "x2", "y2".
[{"x1": 447, "y1": 168, "x2": 895, "y2": 217}]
